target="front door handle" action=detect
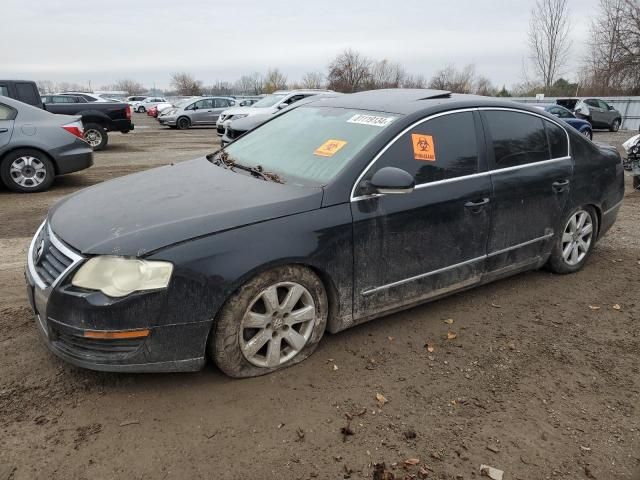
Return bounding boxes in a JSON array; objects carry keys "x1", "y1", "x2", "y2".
[
  {"x1": 552, "y1": 179, "x2": 570, "y2": 193},
  {"x1": 464, "y1": 197, "x2": 490, "y2": 212},
  {"x1": 0, "y1": 128, "x2": 8, "y2": 133}
]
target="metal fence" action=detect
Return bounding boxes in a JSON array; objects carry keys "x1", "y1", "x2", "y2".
[{"x1": 508, "y1": 96, "x2": 640, "y2": 131}]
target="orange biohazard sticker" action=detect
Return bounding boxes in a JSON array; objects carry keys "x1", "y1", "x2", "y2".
[
  {"x1": 412, "y1": 134, "x2": 436, "y2": 161},
  {"x1": 314, "y1": 139, "x2": 347, "y2": 157}
]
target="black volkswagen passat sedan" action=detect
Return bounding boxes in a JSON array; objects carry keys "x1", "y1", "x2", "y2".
[{"x1": 25, "y1": 89, "x2": 624, "y2": 377}]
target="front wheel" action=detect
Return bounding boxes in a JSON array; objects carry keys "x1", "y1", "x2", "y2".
[
  {"x1": 176, "y1": 116, "x2": 191, "y2": 130},
  {"x1": 610, "y1": 119, "x2": 621, "y2": 132},
  {"x1": 582, "y1": 129, "x2": 593, "y2": 140},
  {"x1": 633, "y1": 176, "x2": 640, "y2": 191},
  {"x1": 83, "y1": 123, "x2": 108, "y2": 150},
  {"x1": 0, "y1": 149, "x2": 55, "y2": 193},
  {"x1": 137, "y1": 106, "x2": 146, "y2": 113},
  {"x1": 547, "y1": 207, "x2": 597, "y2": 274},
  {"x1": 211, "y1": 265, "x2": 328, "y2": 378}
]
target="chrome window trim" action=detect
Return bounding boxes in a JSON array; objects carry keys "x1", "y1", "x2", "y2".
[
  {"x1": 350, "y1": 106, "x2": 572, "y2": 202},
  {"x1": 361, "y1": 232, "x2": 554, "y2": 296}
]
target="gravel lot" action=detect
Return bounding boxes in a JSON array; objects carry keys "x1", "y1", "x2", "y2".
[{"x1": 1, "y1": 114, "x2": 639, "y2": 480}]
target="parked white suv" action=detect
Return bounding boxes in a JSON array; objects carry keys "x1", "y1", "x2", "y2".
[
  {"x1": 216, "y1": 89, "x2": 332, "y2": 136},
  {"x1": 132, "y1": 97, "x2": 167, "y2": 113}
]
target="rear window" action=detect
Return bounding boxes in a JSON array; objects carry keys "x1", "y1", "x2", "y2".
[
  {"x1": 16, "y1": 83, "x2": 40, "y2": 106},
  {"x1": 223, "y1": 106, "x2": 399, "y2": 185},
  {"x1": 0, "y1": 85, "x2": 8, "y2": 97},
  {"x1": 0, "y1": 104, "x2": 16, "y2": 120}
]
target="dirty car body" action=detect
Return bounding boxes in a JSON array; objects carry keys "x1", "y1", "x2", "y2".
[{"x1": 25, "y1": 89, "x2": 624, "y2": 373}]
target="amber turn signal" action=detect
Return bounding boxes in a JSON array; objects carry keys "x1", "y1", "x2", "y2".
[{"x1": 84, "y1": 329, "x2": 150, "y2": 339}]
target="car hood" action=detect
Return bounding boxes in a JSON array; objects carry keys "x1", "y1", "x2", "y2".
[
  {"x1": 229, "y1": 113, "x2": 272, "y2": 132},
  {"x1": 48, "y1": 157, "x2": 323, "y2": 256}
]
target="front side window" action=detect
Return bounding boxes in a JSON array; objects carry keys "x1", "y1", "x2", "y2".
[
  {"x1": 585, "y1": 99, "x2": 599, "y2": 108},
  {"x1": 366, "y1": 111, "x2": 479, "y2": 185},
  {"x1": 483, "y1": 110, "x2": 549, "y2": 168},
  {"x1": 598, "y1": 99, "x2": 610, "y2": 110},
  {"x1": 251, "y1": 94, "x2": 286, "y2": 108},
  {"x1": 223, "y1": 106, "x2": 398, "y2": 185},
  {"x1": 195, "y1": 99, "x2": 213, "y2": 109}
]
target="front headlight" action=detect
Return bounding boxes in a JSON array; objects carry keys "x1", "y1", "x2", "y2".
[
  {"x1": 72, "y1": 256, "x2": 173, "y2": 297},
  {"x1": 230, "y1": 114, "x2": 248, "y2": 121}
]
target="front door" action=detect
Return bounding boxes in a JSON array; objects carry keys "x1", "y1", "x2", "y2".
[
  {"x1": 351, "y1": 110, "x2": 491, "y2": 321},
  {"x1": 479, "y1": 109, "x2": 572, "y2": 275},
  {"x1": 192, "y1": 99, "x2": 215, "y2": 124}
]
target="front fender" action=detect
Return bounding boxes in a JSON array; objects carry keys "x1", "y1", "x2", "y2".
[{"x1": 147, "y1": 204, "x2": 354, "y2": 333}]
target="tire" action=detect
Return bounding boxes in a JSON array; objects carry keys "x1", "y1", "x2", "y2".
[
  {"x1": 0, "y1": 149, "x2": 55, "y2": 193},
  {"x1": 610, "y1": 118, "x2": 621, "y2": 132},
  {"x1": 633, "y1": 176, "x2": 640, "y2": 191},
  {"x1": 547, "y1": 206, "x2": 598, "y2": 274},
  {"x1": 211, "y1": 265, "x2": 328, "y2": 378},
  {"x1": 83, "y1": 123, "x2": 108, "y2": 151},
  {"x1": 137, "y1": 106, "x2": 146, "y2": 113},
  {"x1": 582, "y1": 129, "x2": 593, "y2": 141},
  {"x1": 176, "y1": 116, "x2": 191, "y2": 130}
]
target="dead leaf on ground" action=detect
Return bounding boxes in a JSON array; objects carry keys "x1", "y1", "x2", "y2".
[
  {"x1": 404, "y1": 458, "x2": 420, "y2": 466},
  {"x1": 444, "y1": 318, "x2": 454, "y2": 324},
  {"x1": 447, "y1": 331, "x2": 457, "y2": 340},
  {"x1": 333, "y1": 364, "x2": 338, "y2": 371},
  {"x1": 376, "y1": 393, "x2": 388, "y2": 407},
  {"x1": 612, "y1": 304, "x2": 621, "y2": 310},
  {"x1": 491, "y1": 303, "x2": 502, "y2": 308},
  {"x1": 425, "y1": 344, "x2": 435, "y2": 353},
  {"x1": 588, "y1": 305, "x2": 601, "y2": 310},
  {"x1": 388, "y1": 336, "x2": 394, "y2": 341}
]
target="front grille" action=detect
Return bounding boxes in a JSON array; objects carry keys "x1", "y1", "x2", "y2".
[
  {"x1": 217, "y1": 125, "x2": 225, "y2": 134},
  {"x1": 53, "y1": 330, "x2": 144, "y2": 361},
  {"x1": 30, "y1": 223, "x2": 82, "y2": 288},
  {"x1": 226, "y1": 128, "x2": 238, "y2": 140}
]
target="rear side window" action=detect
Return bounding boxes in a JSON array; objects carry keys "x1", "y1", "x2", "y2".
[
  {"x1": 371, "y1": 111, "x2": 479, "y2": 184},
  {"x1": 0, "y1": 104, "x2": 17, "y2": 120},
  {"x1": 483, "y1": 111, "x2": 549, "y2": 168},
  {"x1": 0, "y1": 85, "x2": 8, "y2": 96},
  {"x1": 545, "y1": 121, "x2": 569, "y2": 158},
  {"x1": 16, "y1": 83, "x2": 40, "y2": 106}
]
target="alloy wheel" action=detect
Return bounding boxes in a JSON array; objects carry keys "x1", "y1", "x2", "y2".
[
  {"x1": 9, "y1": 156, "x2": 47, "y2": 188},
  {"x1": 239, "y1": 282, "x2": 317, "y2": 368},
  {"x1": 561, "y1": 210, "x2": 593, "y2": 266},
  {"x1": 84, "y1": 129, "x2": 103, "y2": 148}
]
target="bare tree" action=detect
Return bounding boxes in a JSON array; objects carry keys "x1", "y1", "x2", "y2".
[
  {"x1": 474, "y1": 75, "x2": 497, "y2": 96},
  {"x1": 113, "y1": 79, "x2": 146, "y2": 95},
  {"x1": 528, "y1": 0, "x2": 572, "y2": 90},
  {"x1": 368, "y1": 59, "x2": 406, "y2": 89},
  {"x1": 327, "y1": 49, "x2": 372, "y2": 92},
  {"x1": 170, "y1": 72, "x2": 202, "y2": 96},
  {"x1": 263, "y1": 68, "x2": 288, "y2": 93},
  {"x1": 402, "y1": 74, "x2": 427, "y2": 89},
  {"x1": 428, "y1": 64, "x2": 477, "y2": 93},
  {"x1": 36, "y1": 80, "x2": 56, "y2": 94},
  {"x1": 300, "y1": 71, "x2": 325, "y2": 89}
]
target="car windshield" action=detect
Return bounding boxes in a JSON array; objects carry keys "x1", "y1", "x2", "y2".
[
  {"x1": 251, "y1": 94, "x2": 287, "y2": 108},
  {"x1": 221, "y1": 106, "x2": 399, "y2": 185},
  {"x1": 174, "y1": 98, "x2": 194, "y2": 108}
]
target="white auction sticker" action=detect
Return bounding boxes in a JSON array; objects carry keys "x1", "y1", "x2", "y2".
[{"x1": 347, "y1": 114, "x2": 396, "y2": 127}]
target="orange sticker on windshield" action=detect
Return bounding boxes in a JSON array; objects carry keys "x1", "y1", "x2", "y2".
[
  {"x1": 412, "y1": 134, "x2": 436, "y2": 161},
  {"x1": 314, "y1": 139, "x2": 347, "y2": 157}
]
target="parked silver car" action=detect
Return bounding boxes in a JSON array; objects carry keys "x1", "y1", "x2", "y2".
[
  {"x1": 557, "y1": 98, "x2": 623, "y2": 132},
  {"x1": 0, "y1": 95, "x2": 93, "y2": 193},
  {"x1": 158, "y1": 97, "x2": 237, "y2": 129}
]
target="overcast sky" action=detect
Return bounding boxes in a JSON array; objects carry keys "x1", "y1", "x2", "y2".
[{"x1": 2, "y1": 0, "x2": 599, "y2": 90}]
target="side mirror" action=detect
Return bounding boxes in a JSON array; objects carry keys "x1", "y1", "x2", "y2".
[
  {"x1": 367, "y1": 167, "x2": 415, "y2": 195},
  {"x1": 608, "y1": 105, "x2": 614, "y2": 111},
  {"x1": 277, "y1": 103, "x2": 288, "y2": 110},
  {"x1": 552, "y1": 112, "x2": 560, "y2": 117}
]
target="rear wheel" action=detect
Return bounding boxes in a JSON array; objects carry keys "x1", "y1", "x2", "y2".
[
  {"x1": 137, "y1": 106, "x2": 146, "y2": 113},
  {"x1": 633, "y1": 176, "x2": 640, "y2": 190},
  {"x1": 211, "y1": 265, "x2": 328, "y2": 378},
  {"x1": 610, "y1": 118, "x2": 621, "y2": 132},
  {"x1": 0, "y1": 149, "x2": 55, "y2": 193},
  {"x1": 177, "y1": 116, "x2": 191, "y2": 130},
  {"x1": 83, "y1": 123, "x2": 108, "y2": 150},
  {"x1": 547, "y1": 207, "x2": 597, "y2": 274}
]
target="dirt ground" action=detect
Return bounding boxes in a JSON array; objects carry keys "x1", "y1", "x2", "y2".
[{"x1": 1, "y1": 114, "x2": 639, "y2": 480}]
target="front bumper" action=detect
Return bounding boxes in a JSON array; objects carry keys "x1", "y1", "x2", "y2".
[
  {"x1": 158, "y1": 116, "x2": 177, "y2": 126},
  {"x1": 25, "y1": 223, "x2": 209, "y2": 373}
]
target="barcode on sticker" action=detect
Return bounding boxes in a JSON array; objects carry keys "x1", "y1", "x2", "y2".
[{"x1": 347, "y1": 114, "x2": 395, "y2": 127}]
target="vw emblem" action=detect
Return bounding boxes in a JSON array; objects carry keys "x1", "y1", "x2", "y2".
[{"x1": 35, "y1": 239, "x2": 45, "y2": 265}]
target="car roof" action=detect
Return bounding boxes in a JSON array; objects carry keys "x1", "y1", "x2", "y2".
[{"x1": 308, "y1": 88, "x2": 544, "y2": 116}]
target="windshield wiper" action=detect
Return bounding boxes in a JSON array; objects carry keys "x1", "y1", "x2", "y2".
[{"x1": 208, "y1": 150, "x2": 283, "y2": 183}]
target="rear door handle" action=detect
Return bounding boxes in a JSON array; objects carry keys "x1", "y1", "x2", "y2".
[
  {"x1": 464, "y1": 198, "x2": 490, "y2": 212},
  {"x1": 0, "y1": 128, "x2": 8, "y2": 133},
  {"x1": 552, "y1": 179, "x2": 570, "y2": 193}
]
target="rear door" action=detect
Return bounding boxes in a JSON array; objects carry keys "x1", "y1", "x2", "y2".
[
  {"x1": 480, "y1": 109, "x2": 572, "y2": 275},
  {"x1": 598, "y1": 99, "x2": 616, "y2": 126},
  {"x1": 0, "y1": 103, "x2": 17, "y2": 149},
  {"x1": 351, "y1": 110, "x2": 491, "y2": 320},
  {"x1": 585, "y1": 99, "x2": 605, "y2": 127},
  {"x1": 212, "y1": 98, "x2": 231, "y2": 122}
]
